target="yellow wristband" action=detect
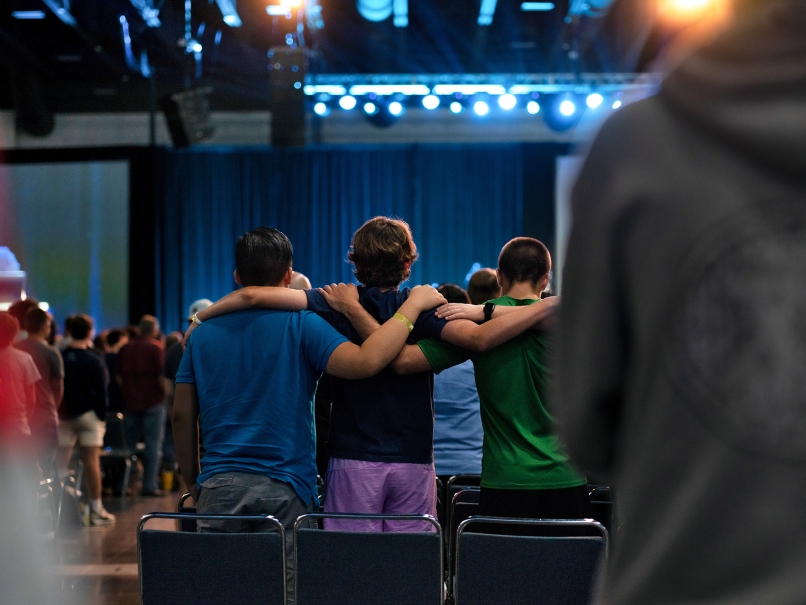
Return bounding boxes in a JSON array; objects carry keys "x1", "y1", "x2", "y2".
[{"x1": 392, "y1": 312, "x2": 414, "y2": 333}]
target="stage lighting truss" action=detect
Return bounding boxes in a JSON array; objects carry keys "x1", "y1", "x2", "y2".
[{"x1": 307, "y1": 73, "x2": 660, "y2": 124}]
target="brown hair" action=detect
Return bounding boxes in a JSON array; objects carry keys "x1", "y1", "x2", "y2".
[
  {"x1": 0, "y1": 312, "x2": 19, "y2": 348},
  {"x1": 467, "y1": 268, "x2": 501, "y2": 305},
  {"x1": 438, "y1": 283, "x2": 471, "y2": 304},
  {"x1": 348, "y1": 217, "x2": 418, "y2": 288}
]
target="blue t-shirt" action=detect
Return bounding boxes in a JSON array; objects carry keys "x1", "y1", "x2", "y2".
[
  {"x1": 433, "y1": 360, "x2": 483, "y2": 476},
  {"x1": 175, "y1": 309, "x2": 347, "y2": 504},
  {"x1": 306, "y1": 287, "x2": 447, "y2": 464}
]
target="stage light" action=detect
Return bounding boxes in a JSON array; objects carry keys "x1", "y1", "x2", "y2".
[
  {"x1": 339, "y1": 95, "x2": 357, "y2": 110},
  {"x1": 586, "y1": 93, "x2": 603, "y2": 109},
  {"x1": 498, "y1": 94, "x2": 517, "y2": 110},
  {"x1": 526, "y1": 101, "x2": 540, "y2": 114},
  {"x1": 612, "y1": 100, "x2": 622, "y2": 109},
  {"x1": 473, "y1": 101, "x2": 489, "y2": 116},
  {"x1": 266, "y1": 5, "x2": 291, "y2": 15},
  {"x1": 313, "y1": 102, "x2": 328, "y2": 115},
  {"x1": 449, "y1": 102, "x2": 463, "y2": 114},
  {"x1": 559, "y1": 99, "x2": 576, "y2": 117},
  {"x1": 12, "y1": 11, "x2": 47, "y2": 19},
  {"x1": 364, "y1": 102, "x2": 377, "y2": 114},
  {"x1": 543, "y1": 94, "x2": 583, "y2": 132},
  {"x1": 422, "y1": 95, "x2": 440, "y2": 110},
  {"x1": 216, "y1": 0, "x2": 242, "y2": 26},
  {"x1": 388, "y1": 101, "x2": 404, "y2": 116}
]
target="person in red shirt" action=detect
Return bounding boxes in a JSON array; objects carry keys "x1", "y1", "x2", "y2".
[{"x1": 116, "y1": 315, "x2": 166, "y2": 496}]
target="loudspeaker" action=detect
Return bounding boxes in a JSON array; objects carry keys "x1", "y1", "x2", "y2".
[
  {"x1": 160, "y1": 88, "x2": 215, "y2": 148},
  {"x1": 269, "y1": 47, "x2": 308, "y2": 147}
]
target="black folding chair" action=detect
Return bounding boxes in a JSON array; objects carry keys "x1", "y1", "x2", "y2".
[
  {"x1": 588, "y1": 485, "x2": 612, "y2": 533},
  {"x1": 100, "y1": 412, "x2": 139, "y2": 503},
  {"x1": 177, "y1": 492, "x2": 197, "y2": 532},
  {"x1": 294, "y1": 513, "x2": 443, "y2": 605},
  {"x1": 454, "y1": 517, "x2": 608, "y2": 605},
  {"x1": 138, "y1": 512, "x2": 286, "y2": 605},
  {"x1": 447, "y1": 487, "x2": 480, "y2": 582},
  {"x1": 445, "y1": 474, "x2": 480, "y2": 520}
]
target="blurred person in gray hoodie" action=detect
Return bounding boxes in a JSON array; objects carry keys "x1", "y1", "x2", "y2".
[{"x1": 558, "y1": 1, "x2": 806, "y2": 604}]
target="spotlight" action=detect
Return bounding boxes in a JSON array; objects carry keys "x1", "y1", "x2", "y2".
[
  {"x1": 586, "y1": 93, "x2": 604, "y2": 109},
  {"x1": 339, "y1": 95, "x2": 357, "y2": 110},
  {"x1": 473, "y1": 101, "x2": 489, "y2": 116},
  {"x1": 363, "y1": 102, "x2": 377, "y2": 114},
  {"x1": 449, "y1": 102, "x2": 463, "y2": 114},
  {"x1": 313, "y1": 102, "x2": 329, "y2": 116},
  {"x1": 559, "y1": 99, "x2": 576, "y2": 117},
  {"x1": 543, "y1": 94, "x2": 583, "y2": 132},
  {"x1": 422, "y1": 95, "x2": 440, "y2": 110},
  {"x1": 612, "y1": 100, "x2": 623, "y2": 109},
  {"x1": 388, "y1": 101, "x2": 404, "y2": 116},
  {"x1": 526, "y1": 101, "x2": 540, "y2": 115},
  {"x1": 498, "y1": 94, "x2": 517, "y2": 110}
]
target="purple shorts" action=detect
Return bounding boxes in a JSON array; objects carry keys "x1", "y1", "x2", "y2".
[{"x1": 324, "y1": 458, "x2": 437, "y2": 532}]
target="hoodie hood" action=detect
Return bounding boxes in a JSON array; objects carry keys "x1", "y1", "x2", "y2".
[{"x1": 661, "y1": 1, "x2": 806, "y2": 180}]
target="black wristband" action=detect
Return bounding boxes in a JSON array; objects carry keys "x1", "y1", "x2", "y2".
[{"x1": 483, "y1": 302, "x2": 496, "y2": 323}]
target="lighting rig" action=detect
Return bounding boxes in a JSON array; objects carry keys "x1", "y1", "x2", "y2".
[{"x1": 306, "y1": 73, "x2": 660, "y2": 131}]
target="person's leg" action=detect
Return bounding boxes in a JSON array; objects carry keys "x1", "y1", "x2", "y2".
[
  {"x1": 77, "y1": 411, "x2": 114, "y2": 524},
  {"x1": 322, "y1": 458, "x2": 385, "y2": 531},
  {"x1": 141, "y1": 404, "x2": 167, "y2": 494},
  {"x1": 382, "y1": 462, "x2": 438, "y2": 532},
  {"x1": 196, "y1": 472, "x2": 313, "y2": 605},
  {"x1": 123, "y1": 410, "x2": 142, "y2": 451},
  {"x1": 79, "y1": 446, "x2": 102, "y2": 500}
]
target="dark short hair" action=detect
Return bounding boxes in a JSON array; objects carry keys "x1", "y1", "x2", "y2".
[
  {"x1": 467, "y1": 268, "x2": 500, "y2": 305},
  {"x1": 106, "y1": 329, "x2": 126, "y2": 348},
  {"x1": 24, "y1": 307, "x2": 50, "y2": 335},
  {"x1": 348, "y1": 217, "x2": 418, "y2": 288},
  {"x1": 437, "y1": 283, "x2": 471, "y2": 304},
  {"x1": 235, "y1": 227, "x2": 293, "y2": 287},
  {"x1": 64, "y1": 315, "x2": 78, "y2": 338},
  {"x1": 0, "y1": 312, "x2": 19, "y2": 348},
  {"x1": 70, "y1": 314, "x2": 94, "y2": 341},
  {"x1": 498, "y1": 237, "x2": 551, "y2": 287}
]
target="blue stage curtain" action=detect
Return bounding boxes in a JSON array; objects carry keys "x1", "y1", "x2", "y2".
[{"x1": 155, "y1": 144, "x2": 529, "y2": 333}]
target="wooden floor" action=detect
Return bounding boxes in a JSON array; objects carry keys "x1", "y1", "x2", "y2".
[{"x1": 47, "y1": 489, "x2": 183, "y2": 605}]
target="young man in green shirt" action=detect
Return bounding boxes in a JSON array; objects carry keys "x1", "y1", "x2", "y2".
[{"x1": 392, "y1": 237, "x2": 590, "y2": 520}]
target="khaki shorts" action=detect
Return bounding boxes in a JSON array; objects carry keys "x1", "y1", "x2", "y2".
[{"x1": 59, "y1": 410, "x2": 106, "y2": 448}]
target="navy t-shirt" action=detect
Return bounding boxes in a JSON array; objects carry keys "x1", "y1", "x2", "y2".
[
  {"x1": 305, "y1": 287, "x2": 447, "y2": 464},
  {"x1": 175, "y1": 309, "x2": 347, "y2": 504}
]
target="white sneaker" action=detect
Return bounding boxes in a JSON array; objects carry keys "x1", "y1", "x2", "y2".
[{"x1": 89, "y1": 507, "x2": 116, "y2": 526}]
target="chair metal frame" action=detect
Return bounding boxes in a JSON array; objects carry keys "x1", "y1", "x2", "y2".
[
  {"x1": 454, "y1": 516, "x2": 609, "y2": 605},
  {"x1": 446, "y1": 486, "x2": 480, "y2": 584},
  {"x1": 293, "y1": 512, "x2": 444, "y2": 605},
  {"x1": 100, "y1": 412, "x2": 139, "y2": 503},
  {"x1": 137, "y1": 512, "x2": 287, "y2": 605}
]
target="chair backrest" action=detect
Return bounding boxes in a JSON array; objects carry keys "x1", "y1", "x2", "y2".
[
  {"x1": 176, "y1": 493, "x2": 197, "y2": 532},
  {"x1": 448, "y1": 487, "x2": 480, "y2": 575},
  {"x1": 103, "y1": 412, "x2": 128, "y2": 449},
  {"x1": 138, "y1": 512, "x2": 286, "y2": 605},
  {"x1": 294, "y1": 513, "x2": 443, "y2": 605},
  {"x1": 455, "y1": 517, "x2": 607, "y2": 605},
  {"x1": 588, "y1": 485, "x2": 613, "y2": 533}
]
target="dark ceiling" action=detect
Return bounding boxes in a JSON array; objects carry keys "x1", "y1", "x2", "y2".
[{"x1": 0, "y1": 0, "x2": 662, "y2": 118}]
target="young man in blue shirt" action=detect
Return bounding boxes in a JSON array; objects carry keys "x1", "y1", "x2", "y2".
[{"x1": 173, "y1": 226, "x2": 444, "y2": 600}]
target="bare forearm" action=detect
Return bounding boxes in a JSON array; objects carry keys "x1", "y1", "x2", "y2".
[
  {"x1": 341, "y1": 303, "x2": 381, "y2": 341},
  {"x1": 51, "y1": 379, "x2": 64, "y2": 406},
  {"x1": 443, "y1": 301, "x2": 555, "y2": 351},
  {"x1": 197, "y1": 287, "x2": 308, "y2": 322},
  {"x1": 173, "y1": 384, "x2": 200, "y2": 496}
]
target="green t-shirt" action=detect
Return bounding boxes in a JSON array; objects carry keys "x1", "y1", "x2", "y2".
[{"x1": 418, "y1": 295, "x2": 586, "y2": 490}]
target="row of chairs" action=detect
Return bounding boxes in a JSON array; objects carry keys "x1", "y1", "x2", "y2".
[{"x1": 138, "y1": 498, "x2": 609, "y2": 605}]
